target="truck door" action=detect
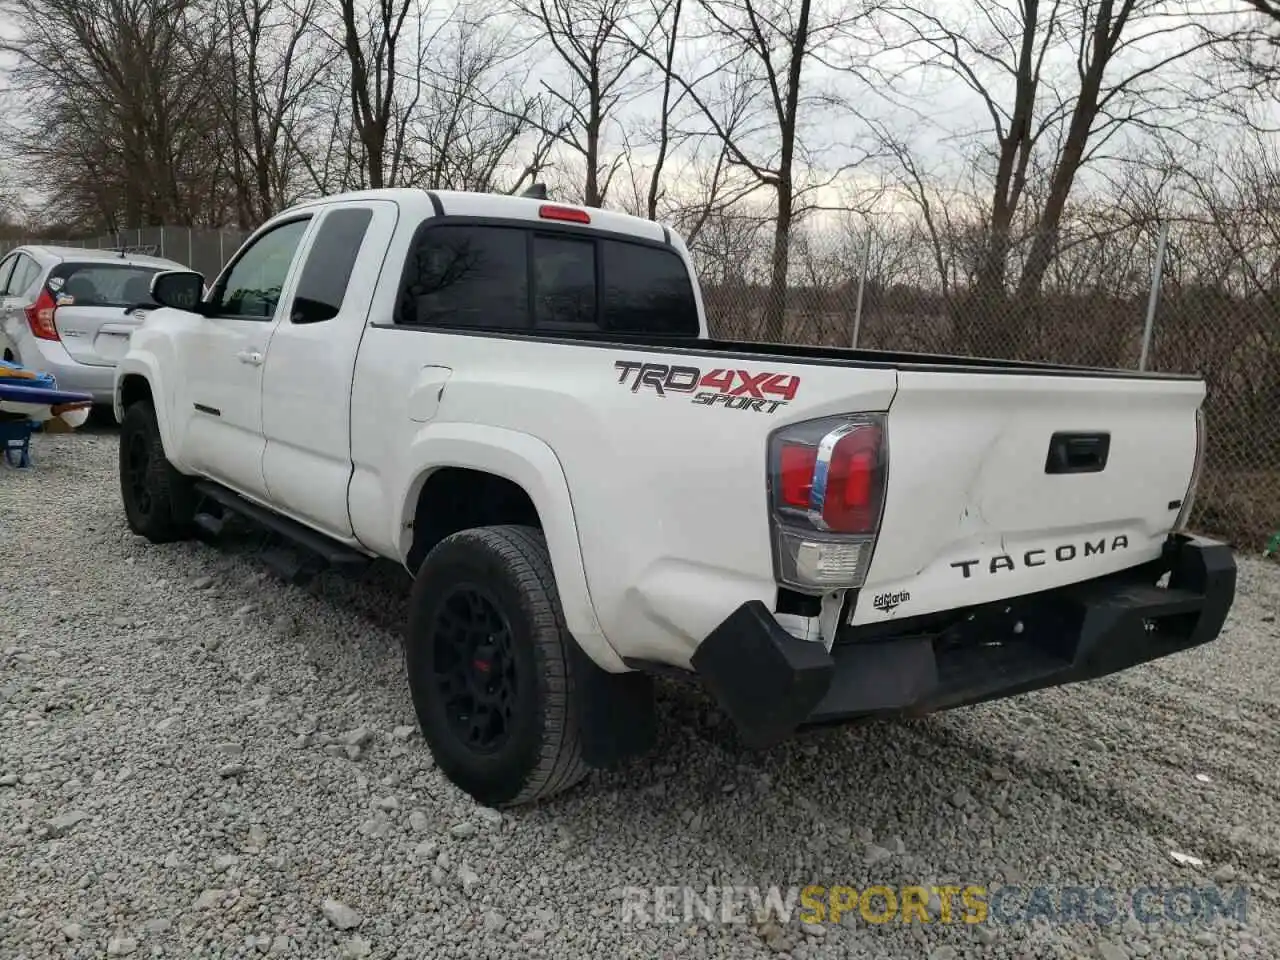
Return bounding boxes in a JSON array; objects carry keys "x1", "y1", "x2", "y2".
[
  {"x1": 179, "y1": 217, "x2": 313, "y2": 500},
  {"x1": 260, "y1": 200, "x2": 399, "y2": 539}
]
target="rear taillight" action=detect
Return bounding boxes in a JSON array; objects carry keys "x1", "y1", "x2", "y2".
[
  {"x1": 768, "y1": 415, "x2": 887, "y2": 592},
  {"x1": 24, "y1": 289, "x2": 60, "y2": 341},
  {"x1": 1175, "y1": 406, "x2": 1206, "y2": 532}
]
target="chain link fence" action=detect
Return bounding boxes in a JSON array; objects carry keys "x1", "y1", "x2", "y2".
[
  {"x1": 691, "y1": 218, "x2": 1279, "y2": 552},
  {"x1": 3, "y1": 220, "x2": 1275, "y2": 550},
  {"x1": 0, "y1": 227, "x2": 249, "y2": 283}
]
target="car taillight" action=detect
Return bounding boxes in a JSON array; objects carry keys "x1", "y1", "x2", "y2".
[
  {"x1": 24, "y1": 289, "x2": 60, "y2": 341},
  {"x1": 1175, "y1": 406, "x2": 1206, "y2": 532},
  {"x1": 768, "y1": 415, "x2": 887, "y2": 592}
]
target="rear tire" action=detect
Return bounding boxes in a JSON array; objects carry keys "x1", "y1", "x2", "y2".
[
  {"x1": 118, "y1": 401, "x2": 196, "y2": 543},
  {"x1": 405, "y1": 525, "x2": 588, "y2": 807}
]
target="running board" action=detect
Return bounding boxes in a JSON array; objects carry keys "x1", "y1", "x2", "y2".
[{"x1": 193, "y1": 481, "x2": 371, "y2": 580}]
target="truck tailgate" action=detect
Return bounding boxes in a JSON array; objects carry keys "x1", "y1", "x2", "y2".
[{"x1": 853, "y1": 369, "x2": 1205, "y2": 625}]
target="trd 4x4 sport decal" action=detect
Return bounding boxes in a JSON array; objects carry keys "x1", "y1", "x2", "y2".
[{"x1": 613, "y1": 360, "x2": 800, "y2": 413}]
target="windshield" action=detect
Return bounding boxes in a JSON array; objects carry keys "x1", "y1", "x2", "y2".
[{"x1": 47, "y1": 263, "x2": 164, "y2": 307}]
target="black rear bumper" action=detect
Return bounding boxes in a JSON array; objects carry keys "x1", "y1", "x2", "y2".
[{"x1": 689, "y1": 534, "x2": 1236, "y2": 748}]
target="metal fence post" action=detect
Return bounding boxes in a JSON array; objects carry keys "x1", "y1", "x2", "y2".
[
  {"x1": 852, "y1": 236, "x2": 872, "y2": 349},
  {"x1": 1139, "y1": 221, "x2": 1170, "y2": 371},
  {"x1": 159, "y1": 227, "x2": 165, "y2": 259},
  {"x1": 188, "y1": 228, "x2": 193, "y2": 268}
]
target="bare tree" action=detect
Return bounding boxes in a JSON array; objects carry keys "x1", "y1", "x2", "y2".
[
  {"x1": 512, "y1": 0, "x2": 648, "y2": 206},
  {"x1": 337, "y1": 0, "x2": 439, "y2": 188},
  {"x1": 404, "y1": 13, "x2": 558, "y2": 192},
  {"x1": 643, "y1": 0, "x2": 686, "y2": 219},
  {"x1": 627, "y1": 0, "x2": 881, "y2": 339},
  {"x1": 880, "y1": 0, "x2": 1241, "y2": 356},
  {"x1": 217, "y1": 0, "x2": 332, "y2": 225},
  {"x1": 1, "y1": 0, "x2": 224, "y2": 228}
]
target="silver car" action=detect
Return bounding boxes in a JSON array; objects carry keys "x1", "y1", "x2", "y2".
[{"x1": 0, "y1": 245, "x2": 192, "y2": 406}]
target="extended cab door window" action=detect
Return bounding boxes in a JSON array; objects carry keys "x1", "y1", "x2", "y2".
[
  {"x1": 211, "y1": 218, "x2": 311, "y2": 319},
  {"x1": 290, "y1": 208, "x2": 373, "y2": 324}
]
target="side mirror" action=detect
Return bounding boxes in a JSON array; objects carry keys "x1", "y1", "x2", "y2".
[{"x1": 151, "y1": 270, "x2": 206, "y2": 312}]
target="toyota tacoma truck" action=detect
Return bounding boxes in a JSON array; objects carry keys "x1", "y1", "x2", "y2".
[{"x1": 113, "y1": 188, "x2": 1237, "y2": 807}]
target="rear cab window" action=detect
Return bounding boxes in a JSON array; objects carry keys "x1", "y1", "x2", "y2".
[
  {"x1": 48, "y1": 262, "x2": 165, "y2": 307},
  {"x1": 396, "y1": 221, "x2": 700, "y2": 336}
]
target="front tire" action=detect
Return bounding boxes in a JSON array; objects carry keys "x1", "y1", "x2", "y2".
[
  {"x1": 118, "y1": 401, "x2": 195, "y2": 543},
  {"x1": 405, "y1": 525, "x2": 588, "y2": 807}
]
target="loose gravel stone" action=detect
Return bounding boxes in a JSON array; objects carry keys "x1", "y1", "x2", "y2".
[
  {"x1": 2, "y1": 434, "x2": 1279, "y2": 960},
  {"x1": 106, "y1": 935, "x2": 138, "y2": 955},
  {"x1": 321, "y1": 899, "x2": 362, "y2": 930},
  {"x1": 193, "y1": 889, "x2": 224, "y2": 910},
  {"x1": 45, "y1": 809, "x2": 90, "y2": 837}
]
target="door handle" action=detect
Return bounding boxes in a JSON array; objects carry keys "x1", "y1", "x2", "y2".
[{"x1": 236, "y1": 349, "x2": 264, "y2": 366}]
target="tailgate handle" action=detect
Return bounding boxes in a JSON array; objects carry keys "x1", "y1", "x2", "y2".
[{"x1": 1045, "y1": 432, "x2": 1110, "y2": 474}]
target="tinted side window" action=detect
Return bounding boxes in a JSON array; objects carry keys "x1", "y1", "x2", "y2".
[
  {"x1": 291, "y1": 208, "x2": 373, "y2": 324},
  {"x1": 601, "y1": 240, "x2": 698, "y2": 336},
  {"x1": 0, "y1": 256, "x2": 16, "y2": 295},
  {"x1": 534, "y1": 234, "x2": 595, "y2": 329},
  {"x1": 216, "y1": 218, "x2": 311, "y2": 319},
  {"x1": 400, "y1": 225, "x2": 528, "y2": 329}
]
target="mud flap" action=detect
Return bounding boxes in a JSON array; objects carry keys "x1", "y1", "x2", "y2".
[{"x1": 570, "y1": 642, "x2": 658, "y2": 769}]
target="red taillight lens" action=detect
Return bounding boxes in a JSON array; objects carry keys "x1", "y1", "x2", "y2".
[
  {"x1": 539, "y1": 204, "x2": 591, "y2": 224},
  {"x1": 768, "y1": 415, "x2": 887, "y2": 591},
  {"x1": 822, "y1": 425, "x2": 883, "y2": 534},
  {"x1": 779, "y1": 443, "x2": 818, "y2": 508},
  {"x1": 25, "y1": 289, "x2": 59, "y2": 341}
]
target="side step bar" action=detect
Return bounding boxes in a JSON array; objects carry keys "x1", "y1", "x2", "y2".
[{"x1": 193, "y1": 481, "x2": 371, "y2": 582}]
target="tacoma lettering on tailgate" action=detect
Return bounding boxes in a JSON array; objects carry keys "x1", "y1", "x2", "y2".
[
  {"x1": 613, "y1": 360, "x2": 799, "y2": 414},
  {"x1": 951, "y1": 535, "x2": 1130, "y2": 578}
]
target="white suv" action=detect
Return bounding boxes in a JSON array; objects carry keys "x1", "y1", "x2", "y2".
[{"x1": 0, "y1": 245, "x2": 191, "y2": 405}]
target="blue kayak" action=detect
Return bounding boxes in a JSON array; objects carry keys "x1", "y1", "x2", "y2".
[{"x1": 0, "y1": 381, "x2": 95, "y2": 406}]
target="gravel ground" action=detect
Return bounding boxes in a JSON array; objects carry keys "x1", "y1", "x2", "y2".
[{"x1": 2, "y1": 429, "x2": 1278, "y2": 960}]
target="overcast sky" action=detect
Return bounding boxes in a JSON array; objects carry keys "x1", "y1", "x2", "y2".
[{"x1": 0, "y1": 0, "x2": 1270, "y2": 221}]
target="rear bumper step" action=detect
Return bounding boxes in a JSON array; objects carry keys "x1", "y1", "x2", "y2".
[{"x1": 690, "y1": 534, "x2": 1236, "y2": 748}]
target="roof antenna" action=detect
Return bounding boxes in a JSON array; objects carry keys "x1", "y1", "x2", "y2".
[{"x1": 521, "y1": 183, "x2": 548, "y2": 200}]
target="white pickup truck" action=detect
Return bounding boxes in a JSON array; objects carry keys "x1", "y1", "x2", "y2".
[{"x1": 114, "y1": 188, "x2": 1236, "y2": 807}]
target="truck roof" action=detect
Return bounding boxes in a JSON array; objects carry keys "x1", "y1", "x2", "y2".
[{"x1": 289, "y1": 188, "x2": 669, "y2": 246}]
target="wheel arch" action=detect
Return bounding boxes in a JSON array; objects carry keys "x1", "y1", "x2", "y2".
[
  {"x1": 397, "y1": 424, "x2": 624, "y2": 673},
  {"x1": 114, "y1": 356, "x2": 178, "y2": 463}
]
